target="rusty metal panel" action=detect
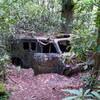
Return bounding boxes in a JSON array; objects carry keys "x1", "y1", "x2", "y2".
[{"x1": 9, "y1": 34, "x2": 72, "y2": 75}]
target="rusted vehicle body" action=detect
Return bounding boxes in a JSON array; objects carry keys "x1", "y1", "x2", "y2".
[{"x1": 9, "y1": 33, "x2": 72, "y2": 75}]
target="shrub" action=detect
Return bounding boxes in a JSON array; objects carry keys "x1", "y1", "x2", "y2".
[
  {"x1": 0, "y1": 83, "x2": 9, "y2": 100},
  {"x1": 63, "y1": 87, "x2": 100, "y2": 100}
]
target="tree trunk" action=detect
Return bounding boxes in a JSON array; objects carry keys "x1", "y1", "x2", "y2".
[
  {"x1": 61, "y1": 0, "x2": 74, "y2": 33},
  {"x1": 92, "y1": 4, "x2": 100, "y2": 80},
  {"x1": 92, "y1": 28, "x2": 100, "y2": 78}
]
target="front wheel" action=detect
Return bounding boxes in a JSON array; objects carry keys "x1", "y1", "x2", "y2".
[{"x1": 11, "y1": 57, "x2": 23, "y2": 67}]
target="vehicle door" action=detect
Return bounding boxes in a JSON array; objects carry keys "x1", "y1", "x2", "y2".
[
  {"x1": 32, "y1": 41, "x2": 62, "y2": 74},
  {"x1": 22, "y1": 40, "x2": 37, "y2": 67}
]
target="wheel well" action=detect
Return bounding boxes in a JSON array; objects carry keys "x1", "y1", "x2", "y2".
[
  {"x1": 11, "y1": 57, "x2": 23, "y2": 66},
  {"x1": 63, "y1": 68, "x2": 71, "y2": 76}
]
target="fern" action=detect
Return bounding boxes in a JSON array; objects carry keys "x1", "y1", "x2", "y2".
[
  {"x1": 63, "y1": 87, "x2": 100, "y2": 100},
  {"x1": 91, "y1": 91, "x2": 100, "y2": 100}
]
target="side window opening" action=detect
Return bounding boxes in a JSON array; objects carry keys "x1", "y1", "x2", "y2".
[
  {"x1": 43, "y1": 43, "x2": 57, "y2": 53},
  {"x1": 43, "y1": 44, "x2": 49, "y2": 53},
  {"x1": 50, "y1": 43, "x2": 57, "y2": 53},
  {"x1": 31, "y1": 42, "x2": 36, "y2": 51},
  {"x1": 58, "y1": 40, "x2": 71, "y2": 53},
  {"x1": 37, "y1": 42, "x2": 42, "y2": 52},
  {"x1": 23, "y1": 42, "x2": 29, "y2": 50}
]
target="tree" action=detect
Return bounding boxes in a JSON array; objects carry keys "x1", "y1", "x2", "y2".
[
  {"x1": 61, "y1": 0, "x2": 74, "y2": 33},
  {"x1": 92, "y1": 1, "x2": 100, "y2": 78}
]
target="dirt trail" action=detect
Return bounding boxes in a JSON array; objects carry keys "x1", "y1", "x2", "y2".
[{"x1": 6, "y1": 66, "x2": 86, "y2": 100}]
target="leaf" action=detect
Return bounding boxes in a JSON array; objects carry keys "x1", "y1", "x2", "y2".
[
  {"x1": 96, "y1": 45, "x2": 100, "y2": 53},
  {"x1": 83, "y1": 65, "x2": 88, "y2": 70},
  {"x1": 91, "y1": 91, "x2": 100, "y2": 100},
  {"x1": 0, "y1": 83, "x2": 6, "y2": 93},
  {"x1": 79, "y1": 88, "x2": 84, "y2": 97},
  {"x1": 97, "y1": 85, "x2": 100, "y2": 89},
  {"x1": 63, "y1": 89, "x2": 80, "y2": 95},
  {"x1": 63, "y1": 96, "x2": 77, "y2": 100},
  {"x1": 0, "y1": 10, "x2": 5, "y2": 16},
  {"x1": 86, "y1": 94, "x2": 93, "y2": 98},
  {"x1": 84, "y1": 89, "x2": 91, "y2": 96}
]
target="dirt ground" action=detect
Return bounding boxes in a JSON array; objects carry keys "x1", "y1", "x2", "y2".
[{"x1": 5, "y1": 65, "x2": 91, "y2": 100}]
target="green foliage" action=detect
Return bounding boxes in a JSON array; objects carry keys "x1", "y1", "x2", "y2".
[
  {"x1": 0, "y1": 53, "x2": 10, "y2": 81},
  {"x1": 63, "y1": 88, "x2": 93, "y2": 100},
  {"x1": 0, "y1": 0, "x2": 62, "y2": 33},
  {"x1": 0, "y1": 54, "x2": 10, "y2": 66},
  {"x1": 0, "y1": 83, "x2": 9, "y2": 100},
  {"x1": 71, "y1": 0, "x2": 98, "y2": 61},
  {"x1": 17, "y1": 0, "x2": 62, "y2": 33},
  {"x1": 90, "y1": 78, "x2": 100, "y2": 88},
  {"x1": 95, "y1": 0, "x2": 100, "y2": 27},
  {"x1": 0, "y1": 0, "x2": 98, "y2": 34},
  {"x1": 63, "y1": 87, "x2": 100, "y2": 100},
  {"x1": 0, "y1": 0, "x2": 99, "y2": 99},
  {"x1": 81, "y1": 76, "x2": 100, "y2": 88},
  {"x1": 91, "y1": 91, "x2": 100, "y2": 100},
  {"x1": 0, "y1": 83, "x2": 5, "y2": 93}
]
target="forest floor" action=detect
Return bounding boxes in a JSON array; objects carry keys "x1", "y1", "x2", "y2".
[{"x1": 5, "y1": 65, "x2": 93, "y2": 100}]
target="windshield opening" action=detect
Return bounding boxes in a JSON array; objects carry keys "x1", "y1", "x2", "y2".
[
  {"x1": 42, "y1": 43, "x2": 57, "y2": 53},
  {"x1": 58, "y1": 40, "x2": 71, "y2": 53}
]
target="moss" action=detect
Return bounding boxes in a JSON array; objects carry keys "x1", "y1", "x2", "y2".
[
  {"x1": 0, "y1": 83, "x2": 9, "y2": 100},
  {"x1": 0, "y1": 83, "x2": 6, "y2": 95}
]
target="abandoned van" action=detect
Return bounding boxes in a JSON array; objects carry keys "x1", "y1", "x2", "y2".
[{"x1": 9, "y1": 33, "x2": 72, "y2": 75}]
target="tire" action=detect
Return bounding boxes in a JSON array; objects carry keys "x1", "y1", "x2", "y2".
[{"x1": 11, "y1": 57, "x2": 23, "y2": 67}]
